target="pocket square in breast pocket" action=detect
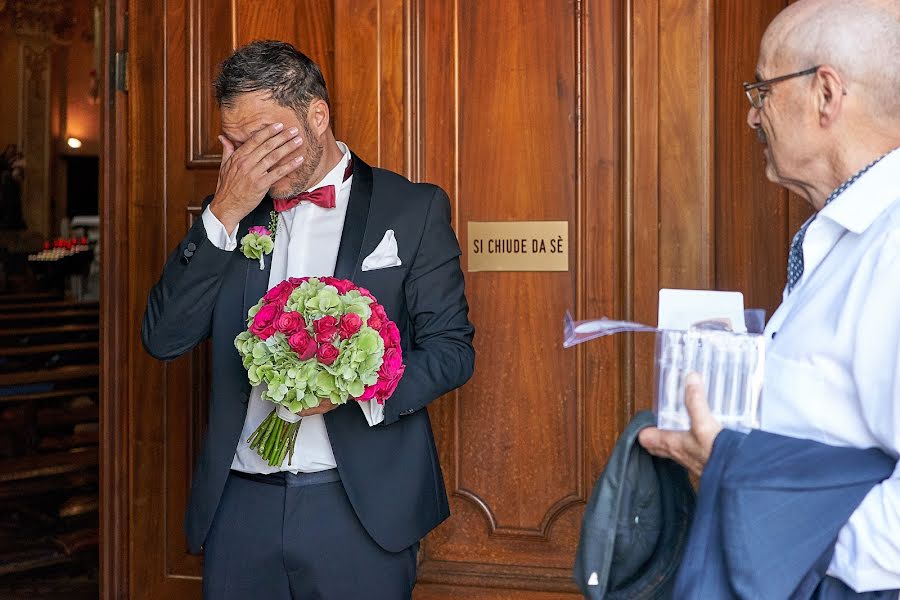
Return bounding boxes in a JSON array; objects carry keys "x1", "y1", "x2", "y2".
[{"x1": 362, "y1": 229, "x2": 403, "y2": 271}]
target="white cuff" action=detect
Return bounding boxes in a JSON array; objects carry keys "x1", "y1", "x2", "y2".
[
  {"x1": 201, "y1": 206, "x2": 239, "y2": 251},
  {"x1": 356, "y1": 399, "x2": 385, "y2": 426}
]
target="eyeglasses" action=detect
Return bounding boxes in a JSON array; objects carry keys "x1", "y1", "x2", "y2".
[{"x1": 742, "y1": 66, "x2": 820, "y2": 109}]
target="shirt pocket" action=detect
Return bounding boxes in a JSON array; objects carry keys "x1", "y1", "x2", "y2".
[{"x1": 761, "y1": 349, "x2": 861, "y2": 447}]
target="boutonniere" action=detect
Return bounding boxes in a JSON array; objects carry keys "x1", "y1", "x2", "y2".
[{"x1": 240, "y1": 211, "x2": 279, "y2": 270}]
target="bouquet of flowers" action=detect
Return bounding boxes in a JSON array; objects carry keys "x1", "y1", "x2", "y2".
[{"x1": 234, "y1": 276, "x2": 405, "y2": 466}]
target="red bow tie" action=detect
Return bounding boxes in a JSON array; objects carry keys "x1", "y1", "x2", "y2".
[
  {"x1": 273, "y1": 185, "x2": 335, "y2": 212},
  {"x1": 272, "y1": 159, "x2": 354, "y2": 213}
]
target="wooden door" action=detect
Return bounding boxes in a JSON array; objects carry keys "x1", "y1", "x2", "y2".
[
  {"x1": 408, "y1": 1, "x2": 624, "y2": 597},
  {"x1": 108, "y1": 1, "x2": 802, "y2": 598},
  {"x1": 121, "y1": 1, "x2": 336, "y2": 597}
]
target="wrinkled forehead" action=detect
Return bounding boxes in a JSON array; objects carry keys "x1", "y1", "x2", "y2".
[
  {"x1": 220, "y1": 91, "x2": 298, "y2": 143},
  {"x1": 220, "y1": 111, "x2": 275, "y2": 144},
  {"x1": 756, "y1": 24, "x2": 788, "y2": 78}
]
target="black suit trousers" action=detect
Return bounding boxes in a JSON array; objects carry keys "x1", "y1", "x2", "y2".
[{"x1": 203, "y1": 472, "x2": 419, "y2": 600}]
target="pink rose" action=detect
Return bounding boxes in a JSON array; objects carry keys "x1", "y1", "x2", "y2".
[
  {"x1": 378, "y1": 348, "x2": 404, "y2": 379},
  {"x1": 288, "y1": 277, "x2": 308, "y2": 286},
  {"x1": 356, "y1": 385, "x2": 378, "y2": 402},
  {"x1": 374, "y1": 371, "x2": 403, "y2": 404},
  {"x1": 367, "y1": 303, "x2": 388, "y2": 331},
  {"x1": 339, "y1": 313, "x2": 363, "y2": 339},
  {"x1": 248, "y1": 225, "x2": 271, "y2": 236},
  {"x1": 276, "y1": 311, "x2": 306, "y2": 335},
  {"x1": 374, "y1": 347, "x2": 405, "y2": 403},
  {"x1": 264, "y1": 280, "x2": 294, "y2": 305},
  {"x1": 357, "y1": 287, "x2": 375, "y2": 300},
  {"x1": 320, "y1": 277, "x2": 355, "y2": 295},
  {"x1": 379, "y1": 321, "x2": 401, "y2": 350},
  {"x1": 313, "y1": 316, "x2": 339, "y2": 343},
  {"x1": 316, "y1": 343, "x2": 340, "y2": 366},
  {"x1": 288, "y1": 330, "x2": 318, "y2": 361},
  {"x1": 250, "y1": 303, "x2": 280, "y2": 339}
]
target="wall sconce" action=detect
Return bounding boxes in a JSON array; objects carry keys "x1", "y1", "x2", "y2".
[{"x1": 67, "y1": 137, "x2": 82, "y2": 149}]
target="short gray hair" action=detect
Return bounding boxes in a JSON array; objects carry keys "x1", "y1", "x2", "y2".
[{"x1": 214, "y1": 40, "x2": 330, "y2": 115}]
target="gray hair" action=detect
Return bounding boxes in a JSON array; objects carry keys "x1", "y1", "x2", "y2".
[
  {"x1": 773, "y1": 0, "x2": 900, "y2": 119},
  {"x1": 214, "y1": 40, "x2": 330, "y2": 115}
]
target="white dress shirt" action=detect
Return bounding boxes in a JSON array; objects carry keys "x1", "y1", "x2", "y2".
[
  {"x1": 761, "y1": 147, "x2": 900, "y2": 592},
  {"x1": 202, "y1": 141, "x2": 384, "y2": 474}
]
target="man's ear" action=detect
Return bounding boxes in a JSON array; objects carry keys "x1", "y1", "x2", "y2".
[
  {"x1": 815, "y1": 65, "x2": 845, "y2": 128},
  {"x1": 307, "y1": 99, "x2": 330, "y2": 136}
]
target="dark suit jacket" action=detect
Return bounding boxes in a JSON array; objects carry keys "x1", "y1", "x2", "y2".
[
  {"x1": 142, "y1": 154, "x2": 475, "y2": 554},
  {"x1": 674, "y1": 428, "x2": 898, "y2": 599}
]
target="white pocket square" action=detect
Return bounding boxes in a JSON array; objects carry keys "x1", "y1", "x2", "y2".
[{"x1": 361, "y1": 230, "x2": 403, "y2": 271}]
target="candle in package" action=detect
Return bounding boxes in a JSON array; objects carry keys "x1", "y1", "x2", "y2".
[{"x1": 564, "y1": 298, "x2": 766, "y2": 432}]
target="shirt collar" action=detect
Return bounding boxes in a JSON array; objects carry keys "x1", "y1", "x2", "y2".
[
  {"x1": 306, "y1": 141, "x2": 352, "y2": 193},
  {"x1": 819, "y1": 147, "x2": 900, "y2": 235}
]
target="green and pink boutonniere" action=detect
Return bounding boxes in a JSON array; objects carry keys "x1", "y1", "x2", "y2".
[{"x1": 240, "y1": 211, "x2": 279, "y2": 270}]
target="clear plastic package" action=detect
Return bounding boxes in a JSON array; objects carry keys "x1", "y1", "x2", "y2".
[
  {"x1": 563, "y1": 312, "x2": 765, "y2": 431},
  {"x1": 653, "y1": 328, "x2": 764, "y2": 432}
]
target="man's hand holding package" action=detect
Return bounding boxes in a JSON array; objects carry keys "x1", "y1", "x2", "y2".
[{"x1": 639, "y1": 372, "x2": 723, "y2": 477}]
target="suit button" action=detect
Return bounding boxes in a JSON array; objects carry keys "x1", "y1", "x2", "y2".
[
  {"x1": 183, "y1": 248, "x2": 194, "y2": 258},
  {"x1": 187, "y1": 242, "x2": 197, "y2": 252}
]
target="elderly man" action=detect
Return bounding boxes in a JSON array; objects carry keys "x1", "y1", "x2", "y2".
[
  {"x1": 142, "y1": 41, "x2": 474, "y2": 599},
  {"x1": 640, "y1": 0, "x2": 900, "y2": 594}
]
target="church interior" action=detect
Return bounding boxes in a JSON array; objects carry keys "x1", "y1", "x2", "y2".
[{"x1": 0, "y1": 0, "x2": 100, "y2": 597}]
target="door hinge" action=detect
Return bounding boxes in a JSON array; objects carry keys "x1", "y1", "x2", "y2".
[
  {"x1": 114, "y1": 9, "x2": 129, "y2": 92},
  {"x1": 114, "y1": 51, "x2": 128, "y2": 92}
]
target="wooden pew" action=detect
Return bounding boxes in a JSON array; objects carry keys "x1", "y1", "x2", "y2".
[
  {"x1": 0, "y1": 387, "x2": 99, "y2": 406},
  {"x1": 0, "y1": 323, "x2": 99, "y2": 341},
  {"x1": 0, "y1": 300, "x2": 99, "y2": 314},
  {"x1": 0, "y1": 309, "x2": 98, "y2": 328},
  {"x1": 0, "y1": 341, "x2": 98, "y2": 358},
  {"x1": 0, "y1": 292, "x2": 62, "y2": 306},
  {"x1": 0, "y1": 448, "x2": 98, "y2": 484},
  {"x1": 0, "y1": 294, "x2": 100, "y2": 579},
  {"x1": 0, "y1": 365, "x2": 99, "y2": 387}
]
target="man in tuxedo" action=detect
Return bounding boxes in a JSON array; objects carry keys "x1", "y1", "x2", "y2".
[
  {"x1": 142, "y1": 40, "x2": 475, "y2": 599},
  {"x1": 639, "y1": 0, "x2": 900, "y2": 595}
]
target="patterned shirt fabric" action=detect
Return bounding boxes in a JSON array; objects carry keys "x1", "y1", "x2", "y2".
[{"x1": 786, "y1": 154, "x2": 889, "y2": 293}]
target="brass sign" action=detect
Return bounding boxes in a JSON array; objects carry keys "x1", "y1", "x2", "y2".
[{"x1": 467, "y1": 221, "x2": 569, "y2": 272}]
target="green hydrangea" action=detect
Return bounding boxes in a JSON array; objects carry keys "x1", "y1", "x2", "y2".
[
  {"x1": 285, "y1": 279, "x2": 325, "y2": 312},
  {"x1": 245, "y1": 300, "x2": 264, "y2": 326},
  {"x1": 239, "y1": 232, "x2": 274, "y2": 260},
  {"x1": 304, "y1": 287, "x2": 342, "y2": 320},
  {"x1": 342, "y1": 290, "x2": 373, "y2": 320}
]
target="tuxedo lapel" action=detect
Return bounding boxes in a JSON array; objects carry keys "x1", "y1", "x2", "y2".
[
  {"x1": 241, "y1": 197, "x2": 274, "y2": 320},
  {"x1": 334, "y1": 153, "x2": 373, "y2": 282}
]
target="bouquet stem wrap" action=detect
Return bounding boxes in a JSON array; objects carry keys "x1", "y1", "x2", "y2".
[{"x1": 247, "y1": 408, "x2": 302, "y2": 467}]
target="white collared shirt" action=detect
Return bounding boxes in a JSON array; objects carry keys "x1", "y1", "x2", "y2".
[
  {"x1": 202, "y1": 141, "x2": 384, "y2": 474},
  {"x1": 761, "y1": 147, "x2": 900, "y2": 592}
]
